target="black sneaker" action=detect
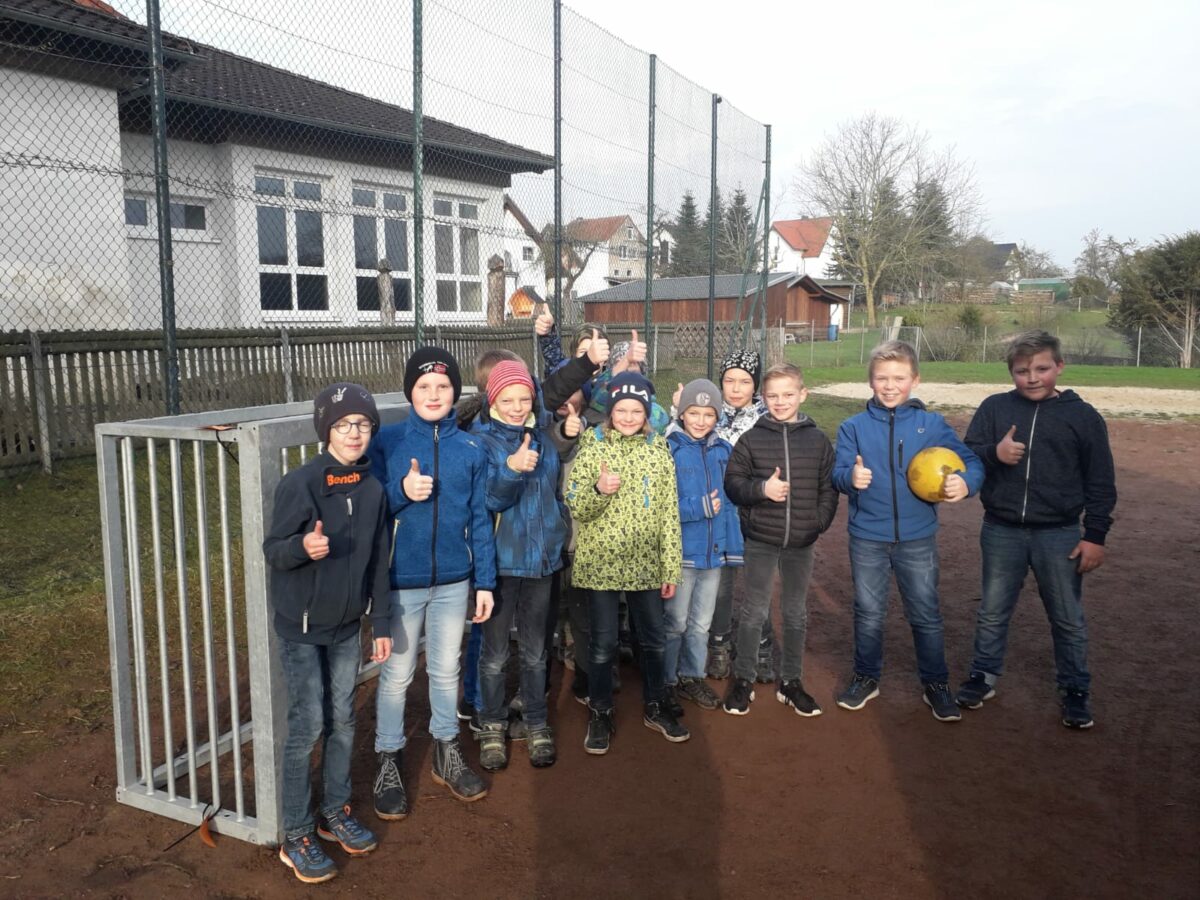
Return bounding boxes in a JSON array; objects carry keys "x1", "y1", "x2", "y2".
[
  {"x1": 474, "y1": 722, "x2": 508, "y2": 772},
  {"x1": 706, "y1": 635, "x2": 732, "y2": 680},
  {"x1": 571, "y1": 669, "x2": 589, "y2": 706},
  {"x1": 677, "y1": 676, "x2": 722, "y2": 710},
  {"x1": 584, "y1": 706, "x2": 615, "y2": 755},
  {"x1": 643, "y1": 702, "x2": 691, "y2": 743},
  {"x1": 1060, "y1": 688, "x2": 1094, "y2": 729},
  {"x1": 663, "y1": 685, "x2": 686, "y2": 719},
  {"x1": 776, "y1": 679, "x2": 822, "y2": 717},
  {"x1": 923, "y1": 682, "x2": 962, "y2": 722},
  {"x1": 722, "y1": 678, "x2": 755, "y2": 716},
  {"x1": 372, "y1": 750, "x2": 408, "y2": 821},
  {"x1": 431, "y1": 737, "x2": 488, "y2": 802},
  {"x1": 956, "y1": 672, "x2": 996, "y2": 709},
  {"x1": 279, "y1": 833, "x2": 337, "y2": 884},
  {"x1": 457, "y1": 696, "x2": 475, "y2": 721},
  {"x1": 836, "y1": 673, "x2": 881, "y2": 711}
]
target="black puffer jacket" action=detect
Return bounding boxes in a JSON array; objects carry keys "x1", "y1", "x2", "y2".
[{"x1": 725, "y1": 414, "x2": 838, "y2": 548}]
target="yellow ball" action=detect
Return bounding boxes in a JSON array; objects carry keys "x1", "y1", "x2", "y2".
[{"x1": 906, "y1": 447, "x2": 966, "y2": 503}]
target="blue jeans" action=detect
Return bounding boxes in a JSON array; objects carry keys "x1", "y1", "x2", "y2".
[
  {"x1": 375, "y1": 580, "x2": 470, "y2": 751},
  {"x1": 735, "y1": 539, "x2": 813, "y2": 683},
  {"x1": 972, "y1": 521, "x2": 1089, "y2": 692},
  {"x1": 664, "y1": 568, "x2": 722, "y2": 682},
  {"x1": 588, "y1": 589, "x2": 666, "y2": 710},
  {"x1": 280, "y1": 633, "x2": 361, "y2": 839},
  {"x1": 848, "y1": 535, "x2": 948, "y2": 683},
  {"x1": 462, "y1": 622, "x2": 482, "y2": 710},
  {"x1": 479, "y1": 575, "x2": 553, "y2": 728}
]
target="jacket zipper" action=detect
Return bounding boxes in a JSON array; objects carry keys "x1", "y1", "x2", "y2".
[
  {"x1": 1020, "y1": 405, "x2": 1040, "y2": 522},
  {"x1": 431, "y1": 423, "x2": 440, "y2": 585},
  {"x1": 702, "y1": 441, "x2": 714, "y2": 568},
  {"x1": 343, "y1": 495, "x2": 355, "y2": 627},
  {"x1": 781, "y1": 425, "x2": 792, "y2": 547},
  {"x1": 889, "y1": 410, "x2": 900, "y2": 542}
]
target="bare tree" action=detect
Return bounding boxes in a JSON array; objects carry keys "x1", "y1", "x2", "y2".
[
  {"x1": 796, "y1": 113, "x2": 980, "y2": 325},
  {"x1": 1014, "y1": 241, "x2": 1063, "y2": 278}
]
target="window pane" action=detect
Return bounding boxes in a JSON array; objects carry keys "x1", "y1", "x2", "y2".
[
  {"x1": 522, "y1": 246, "x2": 534, "y2": 262},
  {"x1": 170, "y1": 203, "x2": 206, "y2": 230},
  {"x1": 255, "y1": 176, "x2": 285, "y2": 196},
  {"x1": 295, "y1": 211, "x2": 324, "y2": 267},
  {"x1": 436, "y1": 280, "x2": 457, "y2": 312},
  {"x1": 352, "y1": 188, "x2": 376, "y2": 208},
  {"x1": 124, "y1": 198, "x2": 147, "y2": 226},
  {"x1": 459, "y1": 227, "x2": 479, "y2": 275},
  {"x1": 433, "y1": 198, "x2": 453, "y2": 217},
  {"x1": 257, "y1": 206, "x2": 287, "y2": 265},
  {"x1": 259, "y1": 273, "x2": 291, "y2": 310},
  {"x1": 459, "y1": 202, "x2": 478, "y2": 220},
  {"x1": 460, "y1": 281, "x2": 482, "y2": 313},
  {"x1": 393, "y1": 278, "x2": 412, "y2": 311},
  {"x1": 354, "y1": 216, "x2": 377, "y2": 270},
  {"x1": 296, "y1": 274, "x2": 328, "y2": 310},
  {"x1": 434, "y1": 223, "x2": 454, "y2": 274},
  {"x1": 356, "y1": 276, "x2": 379, "y2": 311},
  {"x1": 384, "y1": 192, "x2": 405, "y2": 212},
  {"x1": 294, "y1": 181, "x2": 321, "y2": 201},
  {"x1": 384, "y1": 219, "x2": 408, "y2": 271}
]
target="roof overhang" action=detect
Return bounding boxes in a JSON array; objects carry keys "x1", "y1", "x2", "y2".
[{"x1": 789, "y1": 274, "x2": 845, "y2": 304}]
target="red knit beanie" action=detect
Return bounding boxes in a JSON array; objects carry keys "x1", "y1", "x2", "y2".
[{"x1": 486, "y1": 360, "x2": 535, "y2": 406}]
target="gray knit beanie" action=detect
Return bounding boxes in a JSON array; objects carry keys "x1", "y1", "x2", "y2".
[{"x1": 678, "y1": 379, "x2": 721, "y2": 415}]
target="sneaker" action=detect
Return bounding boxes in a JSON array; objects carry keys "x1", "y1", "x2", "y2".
[
  {"x1": 526, "y1": 724, "x2": 557, "y2": 768},
  {"x1": 571, "y1": 669, "x2": 589, "y2": 706},
  {"x1": 663, "y1": 685, "x2": 686, "y2": 719},
  {"x1": 956, "y1": 672, "x2": 996, "y2": 709},
  {"x1": 723, "y1": 678, "x2": 755, "y2": 716},
  {"x1": 474, "y1": 722, "x2": 508, "y2": 772},
  {"x1": 923, "y1": 682, "x2": 962, "y2": 722},
  {"x1": 754, "y1": 637, "x2": 778, "y2": 684},
  {"x1": 676, "y1": 676, "x2": 722, "y2": 710},
  {"x1": 372, "y1": 750, "x2": 408, "y2": 821},
  {"x1": 279, "y1": 833, "x2": 337, "y2": 884},
  {"x1": 317, "y1": 805, "x2": 377, "y2": 855},
  {"x1": 456, "y1": 696, "x2": 475, "y2": 721},
  {"x1": 643, "y1": 702, "x2": 691, "y2": 743},
  {"x1": 431, "y1": 737, "x2": 488, "y2": 802},
  {"x1": 1060, "y1": 688, "x2": 1095, "y2": 730},
  {"x1": 585, "y1": 706, "x2": 615, "y2": 755},
  {"x1": 836, "y1": 673, "x2": 881, "y2": 711},
  {"x1": 706, "y1": 636, "x2": 732, "y2": 680},
  {"x1": 776, "y1": 679, "x2": 822, "y2": 717}
]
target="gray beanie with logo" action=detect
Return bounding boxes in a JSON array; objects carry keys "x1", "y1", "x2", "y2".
[{"x1": 678, "y1": 378, "x2": 722, "y2": 415}]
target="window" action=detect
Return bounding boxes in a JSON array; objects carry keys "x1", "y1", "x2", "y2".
[
  {"x1": 255, "y1": 174, "x2": 329, "y2": 313},
  {"x1": 124, "y1": 195, "x2": 208, "y2": 234},
  {"x1": 432, "y1": 195, "x2": 484, "y2": 317},
  {"x1": 625, "y1": 227, "x2": 634, "y2": 239},
  {"x1": 124, "y1": 197, "x2": 148, "y2": 227},
  {"x1": 169, "y1": 202, "x2": 206, "y2": 231},
  {"x1": 522, "y1": 245, "x2": 535, "y2": 262},
  {"x1": 618, "y1": 245, "x2": 627, "y2": 260},
  {"x1": 352, "y1": 186, "x2": 412, "y2": 315}
]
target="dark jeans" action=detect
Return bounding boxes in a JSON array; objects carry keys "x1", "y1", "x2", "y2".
[
  {"x1": 479, "y1": 575, "x2": 554, "y2": 728},
  {"x1": 710, "y1": 565, "x2": 771, "y2": 644},
  {"x1": 588, "y1": 589, "x2": 665, "y2": 710},
  {"x1": 971, "y1": 521, "x2": 1090, "y2": 692},
  {"x1": 280, "y1": 632, "x2": 361, "y2": 839},
  {"x1": 734, "y1": 539, "x2": 814, "y2": 683},
  {"x1": 463, "y1": 622, "x2": 482, "y2": 710},
  {"x1": 566, "y1": 583, "x2": 591, "y2": 673},
  {"x1": 848, "y1": 535, "x2": 948, "y2": 683}
]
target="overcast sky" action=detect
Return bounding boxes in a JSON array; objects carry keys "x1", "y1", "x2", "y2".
[{"x1": 569, "y1": 0, "x2": 1200, "y2": 268}]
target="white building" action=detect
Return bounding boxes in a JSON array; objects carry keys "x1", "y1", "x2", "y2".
[{"x1": 768, "y1": 217, "x2": 837, "y2": 279}]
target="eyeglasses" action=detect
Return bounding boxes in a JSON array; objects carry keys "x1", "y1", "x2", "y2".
[{"x1": 331, "y1": 420, "x2": 374, "y2": 435}]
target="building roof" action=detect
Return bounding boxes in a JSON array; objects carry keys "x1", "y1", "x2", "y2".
[
  {"x1": 503, "y1": 195, "x2": 542, "y2": 243},
  {"x1": 787, "y1": 274, "x2": 847, "y2": 304},
  {"x1": 563, "y1": 215, "x2": 635, "y2": 245},
  {"x1": 0, "y1": 0, "x2": 553, "y2": 173},
  {"x1": 1017, "y1": 277, "x2": 1069, "y2": 286},
  {"x1": 986, "y1": 242, "x2": 1019, "y2": 271},
  {"x1": 772, "y1": 217, "x2": 834, "y2": 257},
  {"x1": 581, "y1": 272, "x2": 794, "y2": 303}
]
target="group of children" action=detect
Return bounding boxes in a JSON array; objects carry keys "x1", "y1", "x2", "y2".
[{"x1": 263, "y1": 323, "x2": 1116, "y2": 883}]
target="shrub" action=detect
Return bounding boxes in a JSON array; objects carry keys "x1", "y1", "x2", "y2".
[
  {"x1": 958, "y1": 305, "x2": 983, "y2": 337},
  {"x1": 920, "y1": 326, "x2": 972, "y2": 362}
]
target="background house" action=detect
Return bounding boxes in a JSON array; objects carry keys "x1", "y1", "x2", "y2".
[
  {"x1": 563, "y1": 214, "x2": 648, "y2": 297},
  {"x1": 768, "y1": 217, "x2": 837, "y2": 277}
]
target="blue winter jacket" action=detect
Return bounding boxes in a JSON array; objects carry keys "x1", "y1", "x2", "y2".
[
  {"x1": 479, "y1": 404, "x2": 573, "y2": 579},
  {"x1": 832, "y1": 398, "x2": 985, "y2": 543},
  {"x1": 369, "y1": 409, "x2": 497, "y2": 591},
  {"x1": 667, "y1": 428, "x2": 744, "y2": 570}
]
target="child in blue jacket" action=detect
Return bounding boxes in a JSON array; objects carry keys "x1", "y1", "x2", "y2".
[
  {"x1": 664, "y1": 379, "x2": 744, "y2": 712},
  {"x1": 831, "y1": 341, "x2": 984, "y2": 722}
]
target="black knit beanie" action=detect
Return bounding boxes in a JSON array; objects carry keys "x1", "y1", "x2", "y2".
[
  {"x1": 720, "y1": 349, "x2": 761, "y2": 390},
  {"x1": 313, "y1": 382, "x2": 379, "y2": 443},
  {"x1": 404, "y1": 346, "x2": 463, "y2": 403},
  {"x1": 607, "y1": 371, "x2": 654, "y2": 417}
]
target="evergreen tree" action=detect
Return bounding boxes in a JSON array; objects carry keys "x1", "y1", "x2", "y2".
[
  {"x1": 699, "y1": 187, "x2": 725, "y2": 275},
  {"x1": 668, "y1": 190, "x2": 704, "y2": 276},
  {"x1": 720, "y1": 187, "x2": 759, "y2": 273}
]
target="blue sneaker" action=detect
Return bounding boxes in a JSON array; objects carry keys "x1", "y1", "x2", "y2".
[
  {"x1": 279, "y1": 833, "x2": 337, "y2": 883},
  {"x1": 317, "y1": 805, "x2": 378, "y2": 856}
]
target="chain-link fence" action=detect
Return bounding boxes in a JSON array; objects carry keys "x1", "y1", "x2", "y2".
[{"x1": 1, "y1": 0, "x2": 777, "y2": 472}]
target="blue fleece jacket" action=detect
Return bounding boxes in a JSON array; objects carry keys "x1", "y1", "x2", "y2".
[
  {"x1": 667, "y1": 428, "x2": 744, "y2": 569},
  {"x1": 833, "y1": 398, "x2": 984, "y2": 543},
  {"x1": 369, "y1": 409, "x2": 497, "y2": 591}
]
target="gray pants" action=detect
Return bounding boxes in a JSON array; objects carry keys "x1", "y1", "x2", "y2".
[
  {"x1": 733, "y1": 538, "x2": 814, "y2": 683},
  {"x1": 710, "y1": 565, "x2": 774, "y2": 645}
]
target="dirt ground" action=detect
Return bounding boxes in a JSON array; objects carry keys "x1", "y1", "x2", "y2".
[
  {"x1": 816, "y1": 382, "x2": 1200, "y2": 417},
  {"x1": 0, "y1": 418, "x2": 1197, "y2": 899}
]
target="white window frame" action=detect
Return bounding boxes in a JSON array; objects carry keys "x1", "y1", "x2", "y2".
[
  {"x1": 254, "y1": 172, "x2": 334, "y2": 321},
  {"x1": 522, "y1": 245, "x2": 535, "y2": 262},
  {"x1": 432, "y1": 194, "x2": 485, "y2": 321},
  {"x1": 351, "y1": 184, "x2": 414, "y2": 322},
  {"x1": 123, "y1": 193, "x2": 215, "y2": 244}
]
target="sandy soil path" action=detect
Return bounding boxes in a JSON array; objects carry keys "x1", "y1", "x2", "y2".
[{"x1": 813, "y1": 382, "x2": 1200, "y2": 416}]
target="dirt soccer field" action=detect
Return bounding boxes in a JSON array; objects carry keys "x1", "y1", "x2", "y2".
[{"x1": 0, "y1": 417, "x2": 1196, "y2": 899}]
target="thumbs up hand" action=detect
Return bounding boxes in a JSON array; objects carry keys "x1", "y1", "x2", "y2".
[
  {"x1": 672, "y1": 382, "x2": 684, "y2": 412},
  {"x1": 302, "y1": 519, "x2": 330, "y2": 560},
  {"x1": 764, "y1": 466, "x2": 790, "y2": 503},
  {"x1": 586, "y1": 328, "x2": 610, "y2": 367},
  {"x1": 997, "y1": 425, "x2": 1026, "y2": 466},
  {"x1": 596, "y1": 461, "x2": 621, "y2": 495},
  {"x1": 627, "y1": 328, "x2": 647, "y2": 366},
  {"x1": 563, "y1": 400, "x2": 583, "y2": 439},
  {"x1": 852, "y1": 454, "x2": 873, "y2": 490},
  {"x1": 507, "y1": 433, "x2": 540, "y2": 473},
  {"x1": 534, "y1": 308, "x2": 555, "y2": 336},
  {"x1": 403, "y1": 457, "x2": 434, "y2": 501}
]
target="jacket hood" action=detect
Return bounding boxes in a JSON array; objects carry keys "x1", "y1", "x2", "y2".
[
  {"x1": 407, "y1": 406, "x2": 459, "y2": 435},
  {"x1": 755, "y1": 413, "x2": 817, "y2": 433},
  {"x1": 865, "y1": 397, "x2": 927, "y2": 420},
  {"x1": 668, "y1": 427, "x2": 723, "y2": 450},
  {"x1": 1005, "y1": 388, "x2": 1082, "y2": 406}
]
